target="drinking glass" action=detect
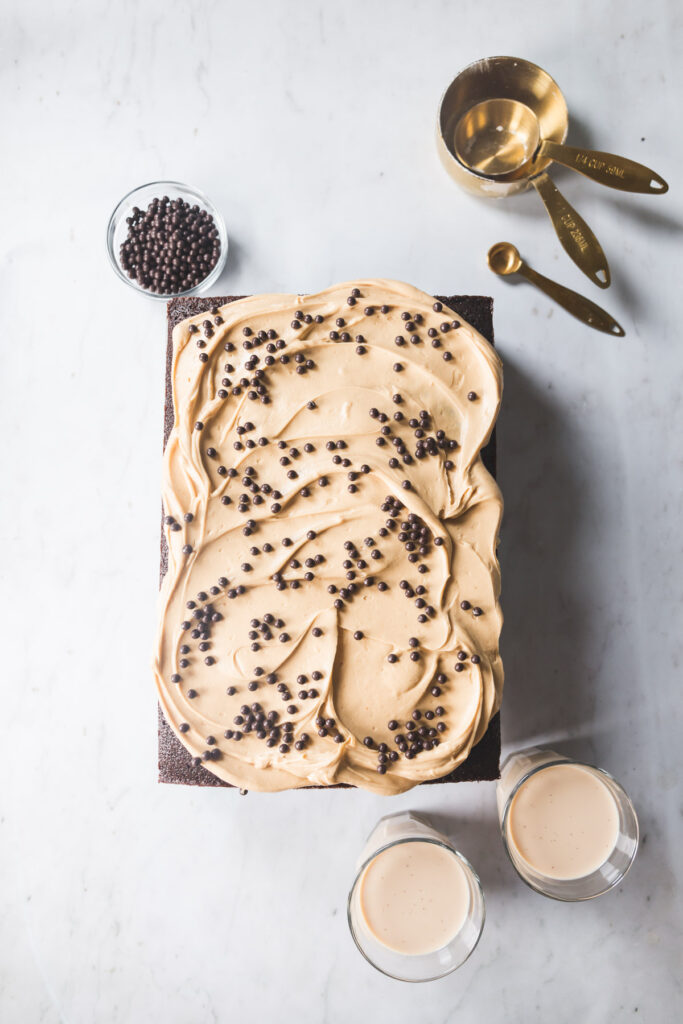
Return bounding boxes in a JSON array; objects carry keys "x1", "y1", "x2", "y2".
[
  {"x1": 347, "y1": 811, "x2": 485, "y2": 981},
  {"x1": 497, "y1": 747, "x2": 639, "y2": 901}
]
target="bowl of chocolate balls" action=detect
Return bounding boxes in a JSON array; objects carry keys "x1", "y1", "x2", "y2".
[{"x1": 106, "y1": 181, "x2": 228, "y2": 299}]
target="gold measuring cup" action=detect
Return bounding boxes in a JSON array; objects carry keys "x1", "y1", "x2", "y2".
[
  {"x1": 488, "y1": 242, "x2": 624, "y2": 335},
  {"x1": 456, "y1": 97, "x2": 668, "y2": 193},
  {"x1": 438, "y1": 57, "x2": 611, "y2": 288}
]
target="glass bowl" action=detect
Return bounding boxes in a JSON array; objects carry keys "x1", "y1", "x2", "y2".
[{"x1": 106, "y1": 180, "x2": 228, "y2": 300}]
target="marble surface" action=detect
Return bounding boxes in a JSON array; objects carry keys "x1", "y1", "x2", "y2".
[{"x1": 2, "y1": 1, "x2": 682, "y2": 1021}]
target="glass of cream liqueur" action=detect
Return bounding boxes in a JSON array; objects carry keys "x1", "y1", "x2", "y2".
[
  {"x1": 497, "y1": 747, "x2": 639, "y2": 900},
  {"x1": 347, "y1": 812, "x2": 485, "y2": 981}
]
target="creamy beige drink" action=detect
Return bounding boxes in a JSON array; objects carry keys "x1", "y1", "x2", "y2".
[
  {"x1": 508, "y1": 763, "x2": 620, "y2": 880},
  {"x1": 358, "y1": 841, "x2": 471, "y2": 955}
]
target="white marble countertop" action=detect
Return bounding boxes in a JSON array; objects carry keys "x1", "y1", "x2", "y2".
[{"x1": 2, "y1": 1, "x2": 682, "y2": 1021}]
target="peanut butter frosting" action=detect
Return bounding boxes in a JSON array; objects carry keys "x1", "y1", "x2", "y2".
[{"x1": 154, "y1": 280, "x2": 503, "y2": 794}]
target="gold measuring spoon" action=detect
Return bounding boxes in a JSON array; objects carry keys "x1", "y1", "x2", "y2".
[
  {"x1": 488, "y1": 242, "x2": 625, "y2": 335},
  {"x1": 456, "y1": 99, "x2": 668, "y2": 192}
]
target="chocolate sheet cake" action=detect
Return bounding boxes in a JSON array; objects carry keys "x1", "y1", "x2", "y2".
[{"x1": 157, "y1": 284, "x2": 502, "y2": 792}]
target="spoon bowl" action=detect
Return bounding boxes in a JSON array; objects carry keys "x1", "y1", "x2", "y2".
[{"x1": 488, "y1": 241, "x2": 523, "y2": 276}]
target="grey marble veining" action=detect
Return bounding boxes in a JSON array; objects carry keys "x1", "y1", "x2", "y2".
[{"x1": 1, "y1": 1, "x2": 682, "y2": 1022}]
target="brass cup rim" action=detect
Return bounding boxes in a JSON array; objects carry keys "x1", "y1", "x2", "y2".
[
  {"x1": 437, "y1": 56, "x2": 569, "y2": 195},
  {"x1": 453, "y1": 98, "x2": 542, "y2": 180}
]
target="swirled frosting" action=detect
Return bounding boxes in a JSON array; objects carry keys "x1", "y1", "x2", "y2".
[{"x1": 155, "y1": 280, "x2": 503, "y2": 794}]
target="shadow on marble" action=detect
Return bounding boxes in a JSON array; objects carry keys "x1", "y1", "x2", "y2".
[
  {"x1": 421, "y1": 809, "x2": 512, "y2": 894},
  {"x1": 489, "y1": 362, "x2": 676, "y2": 911},
  {"x1": 563, "y1": 111, "x2": 598, "y2": 150},
  {"x1": 497, "y1": 356, "x2": 595, "y2": 746},
  {"x1": 602, "y1": 250, "x2": 648, "y2": 320},
  {"x1": 597, "y1": 193, "x2": 683, "y2": 236}
]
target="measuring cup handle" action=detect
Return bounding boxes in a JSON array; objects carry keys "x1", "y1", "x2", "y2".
[
  {"x1": 541, "y1": 141, "x2": 668, "y2": 194},
  {"x1": 532, "y1": 172, "x2": 611, "y2": 289},
  {"x1": 519, "y1": 263, "x2": 625, "y2": 335}
]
